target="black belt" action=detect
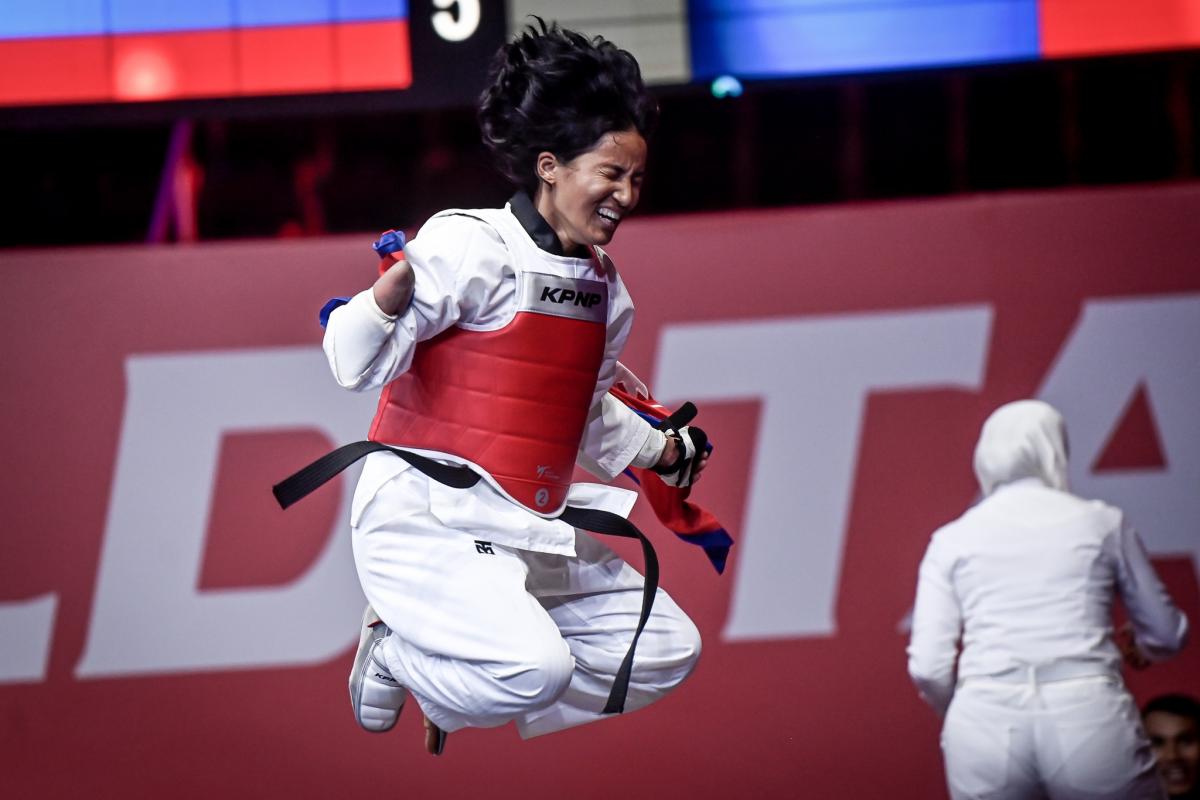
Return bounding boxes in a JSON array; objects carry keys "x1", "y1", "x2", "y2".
[{"x1": 273, "y1": 441, "x2": 657, "y2": 715}]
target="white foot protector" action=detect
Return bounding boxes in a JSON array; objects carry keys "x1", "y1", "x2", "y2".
[{"x1": 349, "y1": 605, "x2": 407, "y2": 732}]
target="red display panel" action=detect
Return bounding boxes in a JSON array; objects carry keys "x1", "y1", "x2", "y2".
[
  {"x1": 1040, "y1": 0, "x2": 1200, "y2": 57},
  {"x1": 0, "y1": 36, "x2": 111, "y2": 106},
  {"x1": 0, "y1": 20, "x2": 411, "y2": 106}
]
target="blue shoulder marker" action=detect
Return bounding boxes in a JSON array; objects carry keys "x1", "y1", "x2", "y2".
[
  {"x1": 372, "y1": 229, "x2": 406, "y2": 258},
  {"x1": 320, "y1": 230, "x2": 408, "y2": 328},
  {"x1": 319, "y1": 298, "x2": 350, "y2": 328}
]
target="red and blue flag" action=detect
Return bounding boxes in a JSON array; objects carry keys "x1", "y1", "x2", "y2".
[{"x1": 609, "y1": 384, "x2": 734, "y2": 575}]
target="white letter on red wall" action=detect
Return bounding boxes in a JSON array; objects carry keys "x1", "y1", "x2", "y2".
[
  {"x1": 0, "y1": 594, "x2": 57, "y2": 683},
  {"x1": 77, "y1": 348, "x2": 377, "y2": 677},
  {"x1": 653, "y1": 306, "x2": 992, "y2": 640},
  {"x1": 1039, "y1": 295, "x2": 1200, "y2": 573}
]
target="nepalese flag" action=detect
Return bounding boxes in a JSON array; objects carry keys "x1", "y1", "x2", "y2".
[{"x1": 608, "y1": 384, "x2": 734, "y2": 575}]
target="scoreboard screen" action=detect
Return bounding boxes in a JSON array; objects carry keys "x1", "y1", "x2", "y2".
[
  {"x1": 688, "y1": 0, "x2": 1200, "y2": 80},
  {"x1": 0, "y1": 0, "x2": 501, "y2": 109},
  {"x1": 2, "y1": 1, "x2": 1198, "y2": 109}
]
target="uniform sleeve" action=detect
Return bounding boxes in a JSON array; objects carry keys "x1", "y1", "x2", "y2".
[
  {"x1": 907, "y1": 529, "x2": 963, "y2": 716},
  {"x1": 322, "y1": 214, "x2": 510, "y2": 391},
  {"x1": 576, "y1": 262, "x2": 657, "y2": 480},
  {"x1": 1109, "y1": 513, "x2": 1189, "y2": 662}
]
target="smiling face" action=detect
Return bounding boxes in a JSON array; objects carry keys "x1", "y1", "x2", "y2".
[
  {"x1": 1146, "y1": 711, "x2": 1200, "y2": 797},
  {"x1": 533, "y1": 128, "x2": 647, "y2": 255}
]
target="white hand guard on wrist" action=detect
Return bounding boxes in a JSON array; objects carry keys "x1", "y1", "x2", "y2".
[{"x1": 654, "y1": 425, "x2": 705, "y2": 488}]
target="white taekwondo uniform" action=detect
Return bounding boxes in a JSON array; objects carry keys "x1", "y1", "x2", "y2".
[
  {"x1": 323, "y1": 196, "x2": 700, "y2": 738},
  {"x1": 908, "y1": 400, "x2": 1188, "y2": 799}
]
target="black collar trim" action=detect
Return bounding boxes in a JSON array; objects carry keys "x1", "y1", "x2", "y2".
[{"x1": 508, "y1": 191, "x2": 567, "y2": 256}]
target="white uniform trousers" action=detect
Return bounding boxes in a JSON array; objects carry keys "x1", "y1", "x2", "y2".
[
  {"x1": 351, "y1": 469, "x2": 702, "y2": 739},
  {"x1": 941, "y1": 673, "x2": 1164, "y2": 800}
]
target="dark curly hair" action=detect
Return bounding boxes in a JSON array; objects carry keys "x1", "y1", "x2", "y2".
[
  {"x1": 1143, "y1": 693, "x2": 1200, "y2": 724},
  {"x1": 478, "y1": 17, "x2": 658, "y2": 192}
]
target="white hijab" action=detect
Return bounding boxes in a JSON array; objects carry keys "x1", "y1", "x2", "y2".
[{"x1": 972, "y1": 400, "x2": 1070, "y2": 496}]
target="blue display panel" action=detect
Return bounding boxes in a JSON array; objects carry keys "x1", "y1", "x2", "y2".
[
  {"x1": 688, "y1": 0, "x2": 1041, "y2": 78},
  {"x1": 1, "y1": 0, "x2": 108, "y2": 38},
  {"x1": 107, "y1": 0, "x2": 237, "y2": 34},
  {"x1": 0, "y1": 0, "x2": 409, "y2": 38}
]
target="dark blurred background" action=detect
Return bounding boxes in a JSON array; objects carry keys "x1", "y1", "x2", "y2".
[{"x1": 2, "y1": 1, "x2": 1197, "y2": 248}]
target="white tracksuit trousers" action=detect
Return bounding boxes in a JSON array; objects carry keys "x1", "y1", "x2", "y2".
[
  {"x1": 941, "y1": 674, "x2": 1165, "y2": 800},
  {"x1": 351, "y1": 469, "x2": 702, "y2": 739}
]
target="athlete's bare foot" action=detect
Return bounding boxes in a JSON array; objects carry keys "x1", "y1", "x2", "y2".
[{"x1": 423, "y1": 716, "x2": 447, "y2": 756}]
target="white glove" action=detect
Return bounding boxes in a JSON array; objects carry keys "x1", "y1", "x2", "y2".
[{"x1": 654, "y1": 426, "x2": 705, "y2": 488}]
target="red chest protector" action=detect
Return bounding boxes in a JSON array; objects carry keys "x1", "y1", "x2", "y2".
[{"x1": 368, "y1": 212, "x2": 610, "y2": 515}]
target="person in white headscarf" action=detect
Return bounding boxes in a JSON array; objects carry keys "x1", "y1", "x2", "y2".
[{"x1": 908, "y1": 399, "x2": 1189, "y2": 800}]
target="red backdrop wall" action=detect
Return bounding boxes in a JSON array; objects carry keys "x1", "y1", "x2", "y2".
[{"x1": 2, "y1": 183, "x2": 1198, "y2": 799}]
